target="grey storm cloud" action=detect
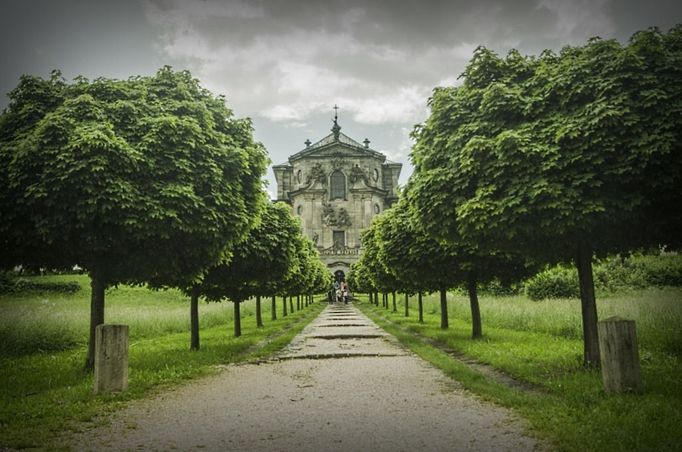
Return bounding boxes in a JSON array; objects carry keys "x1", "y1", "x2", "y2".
[
  {"x1": 1, "y1": 0, "x2": 680, "y2": 194},
  {"x1": 2, "y1": 0, "x2": 681, "y2": 124},
  {"x1": 140, "y1": 0, "x2": 680, "y2": 125}
]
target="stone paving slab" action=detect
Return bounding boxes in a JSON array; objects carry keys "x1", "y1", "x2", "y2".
[{"x1": 276, "y1": 303, "x2": 404, "y2": 360}]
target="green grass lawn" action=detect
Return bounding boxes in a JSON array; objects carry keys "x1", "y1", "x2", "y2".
[
  {"x1": 357, "y1": 288, "x2": 682, "y2": 452},
  {"x1": 0, "y1": 274, "x2": 323, "y2": 449}
]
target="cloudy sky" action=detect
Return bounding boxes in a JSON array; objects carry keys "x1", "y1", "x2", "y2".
[{"x1": 1, "y1": 0, "x2": 680, "y2": 197}]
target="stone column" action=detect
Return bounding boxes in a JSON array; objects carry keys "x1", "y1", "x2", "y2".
[{"x1": 94, "y1": 324, "x2": 129, "y2": 394}]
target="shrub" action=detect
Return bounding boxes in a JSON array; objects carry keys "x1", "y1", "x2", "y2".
[
  {"x1": 634, "y1": 253, "x2": 682, "y2": 287},
  {"x1": 0, "y1": 276, "x2": 81, "y2": 294},
  {"x1": 479, "y1": 278, "x2": 522, "y2": 296},
  {"x1": 525, "y1": 265, "x2": 580, "y2": 300},
  {"x1": 0, "y1": 272, "x2": 16, "y2": 293},
  {"x1": 593, "y1": 255, "x2": 648, "y2": 292},
  {"x1": 524, "y1": 251, "x2": 682, "y2": 300}
]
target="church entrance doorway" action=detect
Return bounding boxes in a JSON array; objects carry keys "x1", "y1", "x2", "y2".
[{"x1": 334, "y1": 270, "x2": 345, "y2": 283}]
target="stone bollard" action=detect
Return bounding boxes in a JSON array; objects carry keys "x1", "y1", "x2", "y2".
[
  {"x1": 94, "y1": 324, "x2": 129, "y2": 394},
  {"x1": 597, "y1": 317, "x2": 643, "y2": 394}
]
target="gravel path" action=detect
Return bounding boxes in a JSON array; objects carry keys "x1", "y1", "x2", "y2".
[{"x1": 68, "y1": 303, "x2": 539, "y2": 451}]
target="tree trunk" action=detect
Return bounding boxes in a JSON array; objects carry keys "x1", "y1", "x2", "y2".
[
  {"x1": 86, "y1": 265, "x2": 106, "y2": 370},
  {"x1": 190, "y1": 284, "x2": 200, "y2": 351},
  {"x1": 289, "y1": 296, "x2": 294, "y2": 313},
  {"x1": 392, "y1": 291, "x2": 397, "y2": 312},
  {"x1": 374, "y1": 291, "x2": 379, "y2": 306},
  {"x1": 233, "y1": 302, "x2": 242, "y2": 337},
  {"x1": 467, "y1": 274, "x2": 482, "y2": 339},
  {"x1": 283, "y1": 295, "x2": 288, "y2": 317},
  {"x1": 305, "y1": 295, "x2": 308, "y2": 307},
  {"x1": 383, "y1": 293, "x2": 388, "y2": 309},
  {"x1": 297, "y1": 295, "x2": 300, "y2": 310},
  {"x1": 369, "y1": 291, "x2": 373, "y2": 304},
  {"x1": 418, "y1": 292, "x2": 424, "y2": 323},
  {"x1": 440, "y1": 288, "x2": 448, "y2": 329},
  {"x1": 576, "y1": 240, "x2": 600, "y2": 367},
  {"x1": 404, "y1": 293, "x2": 409, "y2": 317},
  {"x1": 271, "y1": 295, "x2": 277, "y2": 321},
  {"x1": 256, "y1": 295, "x2": 263, "y2": 328}
]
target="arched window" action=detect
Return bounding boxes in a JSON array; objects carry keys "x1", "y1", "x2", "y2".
[{"x1": 330, "y1": 170, "x2": 346, "y2": 200}]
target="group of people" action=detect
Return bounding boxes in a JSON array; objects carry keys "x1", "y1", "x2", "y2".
[{"x1": 331, "y1": 280, "x2": 350, "y2": 304}]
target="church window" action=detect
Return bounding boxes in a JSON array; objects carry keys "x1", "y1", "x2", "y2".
[
  {"x1": 374, "y1": 203, "x2": 380, "y2": 214},
  {"x1": 296, "y1": 170, "x2": 302, "y2": 184},
  {"x1": 333, "y1": 230, "x2": 345, "y2": 247},
  {"x1": 373, "y1": 168, "x2": 379, "y2": 182},
  {"x1": 330, "y1": 170, "x2": 346, "y2": 200},
  {"x1": 297, "y1": 205, "x2": 303, "y2": 215}
]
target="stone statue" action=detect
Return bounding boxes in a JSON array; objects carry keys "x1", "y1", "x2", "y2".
[
  {"x1": 336, "y1": 208, "x2": 351, "y2": 227},
  {"x1": 306, "y1": 163, "x2": 326, "y2": 186},
  {"x1": 349, "y1": 164, "x2": 367, "y2": 185},
  {"x1": 321, "y1": 202, "x2": 335, "y2": 226}
]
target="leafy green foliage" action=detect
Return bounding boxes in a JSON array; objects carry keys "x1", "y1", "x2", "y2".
[
  {"x1": 526, "y1": 252, "x2": 682, "y2": 300},
  {"x1": 0, "y1": 66, "x2": 267, "y2": 286},
  {"x1": 0, "y1": 277, "x2": 81, "y2": 294},
  {"x1": 0, "y1": 66, "x2": 268, "y2": 365},
  {"x1": 411, "y1": 27, "x2": 682, "y2": 259},
  {"x1": 200, "y1": 202, "x2": 312, "y2": 303},
  {"x1": 409, "y1": 26, "x2": 682, "y2": 364},
  {"x1": 525, "y1": 265, "x2": 580, "y2": 300},
  {"x1": 372, "y1": 198, "x2": 463, "y2": 294}
]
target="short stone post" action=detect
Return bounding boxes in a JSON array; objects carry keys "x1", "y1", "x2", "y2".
[
  {"x1": 94, "y1": 324, "x2": 129, "y2": 394},
  {"x1": 597, "y1": 317, "x2": 643, "y2": 394}
]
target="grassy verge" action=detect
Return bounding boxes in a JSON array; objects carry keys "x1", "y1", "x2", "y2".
[
  {"x1": 357, "y1": 289, "x2": 682, "y2": 452},
  {"x1": 0, "y1": 275, "x2": 324, "y2": 449}
]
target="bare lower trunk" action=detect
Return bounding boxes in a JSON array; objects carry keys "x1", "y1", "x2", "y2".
[
  {"x1": 271, "y1": 296, "x2": 277, "y2": 321},
  {"x1": 404, "y1": 293, "x2": 409, "y2": 317},
  {"x1": 374, "y1": 291, "x2": 379, "y2": 306},
  {"x1": 392, "y1": 291, "x2": 397, "y2": 312},
  {"x1": 467, "y1": 274, "x2": 482, "y2": 339},
  {"x1": 256, "y1": 295, "x2": 263, "y2": 328},
  {"x1": 190, "y1": 284, "x2": 200, "y2": 350},
  {"x1": 297, "y1": 295, "x2": 300, "y2": 310},
  {"x1": 233, "y1": 302, "x2": 241, "y2": 337},
  {"x1": 283, "y1": 295, "x2": 288, "y2": 317},
  {"x1": 577, "y1": 240, "x2": 600, "y2": 367},
  {"x1": 440, "y1": 288, "x2": 448, "y2": 329},
  {"x1": 369, "y1": 292, "x2": 373, "y2": 304},
  {"x1": 86, "y1": 265, "x2": 106, "y2": 370},
  {"x1": 418, "y1": 292, "x2": 423, "y2": 323},
  {"x1": 289, "y1": 296, "x2": 294, "y2": 313}
]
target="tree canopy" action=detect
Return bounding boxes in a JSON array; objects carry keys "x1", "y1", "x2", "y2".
[
  {"x1": 409, "y1": 26, "x2": 682, "y2": 365},
  {"x1": 0, "y1": 67, "x2": 268, "y2": 367}
]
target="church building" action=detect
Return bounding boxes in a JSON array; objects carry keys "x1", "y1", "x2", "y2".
[{"x1": 273, "y1": 110, "x2": 402, "y2": 281}]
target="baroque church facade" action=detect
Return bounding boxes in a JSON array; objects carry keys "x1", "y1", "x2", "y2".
[{"x1": 273, "y1": 114, "x2": 402, "y2": 281}]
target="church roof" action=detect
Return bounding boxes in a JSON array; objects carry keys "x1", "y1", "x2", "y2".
[
  {"x1": 307, "y1": 130, "x2": 366, "y2": 151},
  {"x1": 285, "y1": 122, "x2": 387, "y2": 164},
  {"x1": 273, "y1": 108, "x2": 402, "y2": 168}
]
